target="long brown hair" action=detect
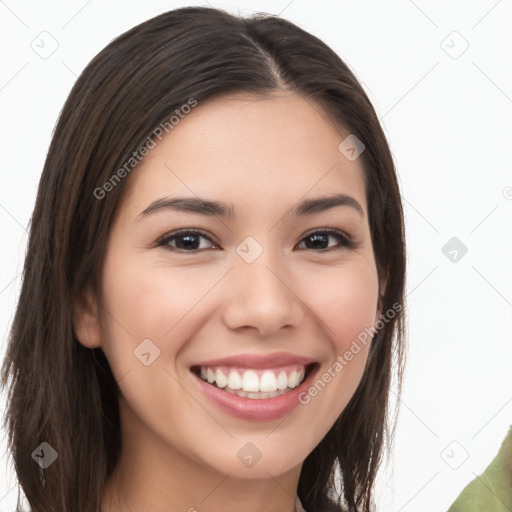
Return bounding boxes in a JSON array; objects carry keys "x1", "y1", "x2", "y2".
[{"x1": 1, "y1": 7, "x2": 406, "y2": 512}]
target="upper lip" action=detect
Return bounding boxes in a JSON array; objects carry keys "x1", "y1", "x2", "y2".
[{"x1": 191, "y1": 352, "x2": 317, "y2": 369}]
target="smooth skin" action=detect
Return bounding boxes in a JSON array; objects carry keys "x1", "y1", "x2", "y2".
[{"x1": 73, "y1": 91, "x2": 384, "y2": 512}]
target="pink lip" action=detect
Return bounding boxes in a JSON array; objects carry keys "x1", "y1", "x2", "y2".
[
  {"x1": 191, "y1": 352, "x2": 317, "y2": 369},
  {"x1": 190, "y1": 353, "x2": 319, "y2": 422}
]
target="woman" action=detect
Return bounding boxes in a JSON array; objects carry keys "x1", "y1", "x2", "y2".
[{"x1": 1, "y1": 6, "x2": 406, "y2": 512}]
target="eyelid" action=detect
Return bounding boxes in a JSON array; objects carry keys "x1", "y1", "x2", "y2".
[
  {"x1": 297, "y1": 227, "x2": 357, "y2": 250},
  {"x1": 301, "y1": 227, "x2": 353, "y2": 242},
  {"x1": 156, "y1": 228, "x2": 220, "y2": 248},
  {"x1": 156, "y1": 227, "x2": 358, "y2": 252}
]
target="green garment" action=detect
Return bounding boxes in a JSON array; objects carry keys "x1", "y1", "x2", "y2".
[{"x1": 447, "y1": 425, "x2": 512, "y2": 511}]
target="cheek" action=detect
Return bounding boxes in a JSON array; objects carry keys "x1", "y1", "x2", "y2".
[
  {"x1": 98, "y1": 250, "x2": 225, "y2": 369},
  {"x1": 102, "y1": 248, "x2": 195, "y2": 334},
  {"x1": 281, "y1": 260, "x2": 379, "y2": 449},
  {"x1": 97, "y1": 252, "x2": 212, "y2": 435},
  {"x1": 303, "y1": 260, "x2": 380, "y2": 351}
]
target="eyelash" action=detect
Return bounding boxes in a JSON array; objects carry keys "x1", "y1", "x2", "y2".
[{"x1": 156, "y1": 228, "x2": 357, "y2": 253}]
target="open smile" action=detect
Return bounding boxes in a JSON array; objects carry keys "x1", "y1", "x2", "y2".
[
  {"x1": 190, "y1": 353, "x2": 320, "y2": 421},
  {"x1": 191, "y1": 363, "x2": 314, "y2": 399}
]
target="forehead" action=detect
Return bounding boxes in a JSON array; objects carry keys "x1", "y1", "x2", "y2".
[{"x1": 119, "y1": 92, "x2": 367, "y2": 219}]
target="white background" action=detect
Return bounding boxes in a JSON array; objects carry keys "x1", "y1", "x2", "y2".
[{"x1": 1, "y1": 1, "x2": 511, "y2": 511}]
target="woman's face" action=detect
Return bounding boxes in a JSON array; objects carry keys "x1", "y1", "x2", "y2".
[{"x1": 77, "y1": 92, "x2": 381, "y2": 482}]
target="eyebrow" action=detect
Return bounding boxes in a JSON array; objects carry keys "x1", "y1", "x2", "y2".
[{"x1": 137, "y1": 193, "x2": 364, "y2": 220}]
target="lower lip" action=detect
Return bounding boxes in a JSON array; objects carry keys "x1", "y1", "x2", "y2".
[{"x1": 191, "y1": 365, "x2": 318, "y2": 421}]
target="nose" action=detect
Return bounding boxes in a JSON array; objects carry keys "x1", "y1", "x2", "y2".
[{"x1": 222, "y1": 251, "x2": 304, "y2": 336}]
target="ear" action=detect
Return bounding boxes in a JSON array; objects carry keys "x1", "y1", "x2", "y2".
[{"x1": 72, "y1": 285, "x2": 102, "y2": 348}]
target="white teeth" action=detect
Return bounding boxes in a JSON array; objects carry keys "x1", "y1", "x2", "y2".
[
  {"x1": 215, "y1": 368, "x2": 228, "y2": 388},
  {"x1": 197, "y1": 365, "x2": 309, "y2": 397},
  {"x1": 276, "y1": 371, "x2": 288, "y2": 390},
  {"x1": 259, "y1": 371, "x2": 277, "y2": 392},
  {"x1": 247, "y1": 390, "x2": 284, "y2": 399},
  {"x1": 227, "y1": 370, "x2": 242, "y2": 390},
  {"x1": 289, "y1": 370, "x2": 299, "y2": 388},
  {"x1": 242, "y1": 370, "x2": 260, "y2": 392}
]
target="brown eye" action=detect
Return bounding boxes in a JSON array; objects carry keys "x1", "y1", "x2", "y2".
[
  {"x1": 296, "y1": 229, "x2": 356, "y2": 251},
  {"x1": 158, "y1": 230, "x2": 219, "y2": 252}
]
